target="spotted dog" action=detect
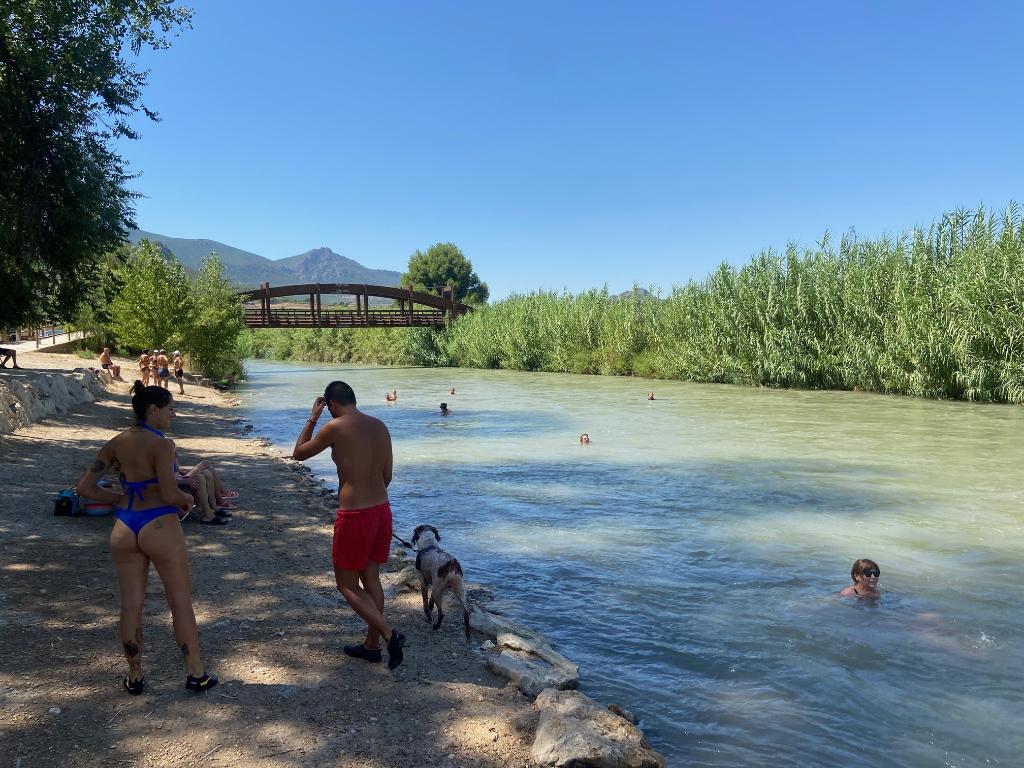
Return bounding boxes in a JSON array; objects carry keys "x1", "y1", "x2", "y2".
[{"x1": 411, "y1": 525, "x2": 471, "y2": 639}]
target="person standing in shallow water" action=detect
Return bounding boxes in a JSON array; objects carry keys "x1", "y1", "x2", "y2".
[
  {"x1": 841, "y1": 558, "x2": 881, "y2": 597},
  {"x1": 292, "y1": 380, "x2": 406, "y2": 669},
  {"x1": 77, "y1": 381, "x2": 217, "y2": 694}
]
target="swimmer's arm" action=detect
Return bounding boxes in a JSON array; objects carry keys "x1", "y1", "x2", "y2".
[
  {"x1": 76, "y1": 442, "x2": 123, "y2": 504},
  {"x1": 293, "y1": 417, "x2": 335, "y2": 461}
]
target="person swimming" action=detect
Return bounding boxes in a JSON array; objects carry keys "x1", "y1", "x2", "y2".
[
  {"x1": 439, "y1": 402, "x2": 450, "y2": 416},
  {"x1": 579, "y1": 433, "x2": 591, "y2": 444},
  {"x1": 647, "y1": 392, "x2": 655, "y2": 400},
  {"x1": 840, "y1": 558, "x2": 881, "y2": 598}
]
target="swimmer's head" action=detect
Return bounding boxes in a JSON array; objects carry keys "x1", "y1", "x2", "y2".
[
  {"x1": 580, "y1": 433, "x2": 590, "y2": 444},
  {"x1": 851, "y1": 558, "x2": 880, "y2": 584},
  {"x1": 324, "y1": 380, "x2": 356, "y2": 410}
]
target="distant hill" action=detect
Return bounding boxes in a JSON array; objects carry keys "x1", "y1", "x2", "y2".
[
  {"x1": 275, "y1": 247, "x2": 402, "y2": 286},
  {"x1": 127, "y1": 230, "x2": 402, "y2": 289}
]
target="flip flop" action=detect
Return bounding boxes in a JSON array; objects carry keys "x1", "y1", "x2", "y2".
[
  {"x1": 217, "y1": 501, "x2": 239, "y2": 510},
  {"x1": 222, "y1": 490, "x2": 240, "y2": 498}
]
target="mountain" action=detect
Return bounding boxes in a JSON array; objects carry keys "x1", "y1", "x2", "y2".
[
  {"x1": 127, "y1": 230, "x2": 402, "y2": 289},
  {"x1": 276, "y1": 247, "x2": 402, "y2": 286}
]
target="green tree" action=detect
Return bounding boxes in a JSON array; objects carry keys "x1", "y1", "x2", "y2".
[
  {"x1": 108, "y1": 240, "x2": 192, "y2": 353},
  {"x1": 183, "y1": 253, "x2": 244, "y2": 379},
  {"x1": 401, "y1": 242, "x2": 489, "y2": 304},
  {"x1": 0, "y1": 0, "x2": 192, "y2": 329}
]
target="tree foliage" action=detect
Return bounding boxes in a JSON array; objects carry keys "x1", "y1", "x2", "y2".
[
  {"x1": 0, "y1": 0, "x2": 192, "y2": 329},
  {"x1": 108, "y1": 240, "x2": 191, "y2": 352},
  {"x1": 184, "y1": 253, "x2": 244, "y2": 379},
  {"x1": 401, "y1": 242, "x2": 489, "y2": 304}
]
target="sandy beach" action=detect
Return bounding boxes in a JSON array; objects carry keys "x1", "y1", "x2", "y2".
[{"x1": 0, "y1": 350, "x2": 539, "y2": 767}]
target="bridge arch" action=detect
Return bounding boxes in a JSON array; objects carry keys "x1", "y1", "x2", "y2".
[{"x1": 238, "y1": 283, "x2": 472, "y2": 329}]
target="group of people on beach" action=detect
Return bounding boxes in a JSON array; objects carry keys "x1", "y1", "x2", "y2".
[{"x1": 136, "y1": 349, "x2": 185, "y2": 394}]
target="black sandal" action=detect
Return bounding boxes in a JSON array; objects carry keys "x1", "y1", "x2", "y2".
[
  {"x1": 123, "y1": 676, "x2": 145, "y2": 695},
  {"x1": 199, "y1": 516, "x2": 229, "y2": 525},
  {"x1": 185, "y1": 672, "x2": 219, "y2": 692}
]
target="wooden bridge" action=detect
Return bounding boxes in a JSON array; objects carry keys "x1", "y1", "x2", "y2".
[{"x1": 238, "y1": 283, "x2": 472, "y2": 329}]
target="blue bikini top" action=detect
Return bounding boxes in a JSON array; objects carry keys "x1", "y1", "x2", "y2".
[{"x1": 120, "y1": 423, "x2": 172, "y2": 509}]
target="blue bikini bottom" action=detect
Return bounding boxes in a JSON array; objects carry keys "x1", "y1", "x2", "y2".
[{"x1": 115, "y1": 506, "x2": 179, "y2": 535}]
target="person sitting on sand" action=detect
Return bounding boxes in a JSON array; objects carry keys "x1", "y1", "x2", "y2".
[
  {"x1": 840, "y1": 558, "x2": 881, "y2": 598},
  {"x1": 0, "y1": 346, "x2": 21, "y2": 369},
  {"x1": 175, "y1": 455, "x2": 235, "y2": 525},
  {"x1": 580, "y1": 433, "x2": 591, "y2": 444},
  {"x1": 76, "y1": 381, "x2": 218, "y2": 695},
  {"x1": 647, "y1": 392, "x2": 655, "y2": 400},
  {"x1": 439, "y1": 402, "x2": 450, "y2": 416},
  {"x1": 99, "y1": 348, "x2": 121, "y2": 380}
]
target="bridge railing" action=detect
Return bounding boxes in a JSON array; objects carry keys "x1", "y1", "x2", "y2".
[{"x1": 244, "y1": 307, "x2": 450, "y2": 328}]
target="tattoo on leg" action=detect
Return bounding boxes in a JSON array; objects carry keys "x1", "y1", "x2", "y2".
[
  {"x1": 154, "y1": 520, "x2": 163, "y2": 529},
  {"x1": 124, "y1": 641, "x2": 140, "y2": 658},
  {"x1": 180, "y1": 643, "x2": 190, "y2": 657}
]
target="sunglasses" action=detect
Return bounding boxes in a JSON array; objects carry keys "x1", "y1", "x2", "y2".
[{"x1": 860, "y1": 568, "x2": 880, "y2": 578}]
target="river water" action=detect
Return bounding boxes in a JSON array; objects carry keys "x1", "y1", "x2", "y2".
[{"x1": 237, "y1": 359, "x2": 1024, "y2": 767}]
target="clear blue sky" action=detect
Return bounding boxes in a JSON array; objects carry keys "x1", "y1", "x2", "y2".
[{"x1": 118, "y1": 1, "x2": 1024, "y2": 298}]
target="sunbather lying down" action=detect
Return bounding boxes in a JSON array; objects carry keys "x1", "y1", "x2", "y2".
[{"x1": 175, "y1": 459, "x2": 239, "y2": 525}]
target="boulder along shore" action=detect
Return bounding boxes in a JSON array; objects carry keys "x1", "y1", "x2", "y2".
[{"x1": 0, "y1": 349, "x2": 665, "y2": 768}]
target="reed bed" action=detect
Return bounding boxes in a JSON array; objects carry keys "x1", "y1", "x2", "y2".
[{"x1": 244, "y1": 204, "x2": 1024, "y2": 403}]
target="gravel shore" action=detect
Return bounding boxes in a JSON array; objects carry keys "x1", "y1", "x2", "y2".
[{"x1": 0, "y1": 350, "x2": 538, "y2": 768}]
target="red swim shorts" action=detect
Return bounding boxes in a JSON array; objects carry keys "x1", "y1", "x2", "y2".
[{"x1": 332, "y1": 501, "x2": 392, "y2": 571}]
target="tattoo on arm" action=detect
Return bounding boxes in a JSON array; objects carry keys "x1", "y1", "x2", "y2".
[{"x1": 90, "y1": 459, "x2": 106, "y2": 473}]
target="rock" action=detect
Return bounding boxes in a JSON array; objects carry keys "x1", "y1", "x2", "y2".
[
  {"x1": 0, "y1": 368, "x2": 106, "y2": 435},
  {"x1": 395, "y1": 566, "x2": 421, "y2": 591},
  {"x1": 531, "y1": 689, "x2": 665, "y2": 768},
  {"x1": 49, "y1": 706, "x2": 61, "y2": 715},
  {"x1": 607, "y1": 704, "x2": 638, "y2": 725},
  {"x1": 485, "y1": 633, "x2": 579, "y2": 699},
  {"x1": 469, "y1": 606, "x2": 547, "y2": 644}
]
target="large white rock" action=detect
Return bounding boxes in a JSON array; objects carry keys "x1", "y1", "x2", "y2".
[
  {"x1": 0, "y1": 368, "x2": 106, "y2": 434},
  {"x1": 469, "y1": 605, "x2": 546, "y2": 643},
  {"x1": 531, "y1": 688, "x2": 666, "y2": 768},
  {"x1": 485, "y1": 632, "x2": 579, "y2": 699}
]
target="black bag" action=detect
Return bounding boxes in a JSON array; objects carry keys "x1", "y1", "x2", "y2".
[{"x1": 54, "y1": 488, "x2": 81, "y2": 516}]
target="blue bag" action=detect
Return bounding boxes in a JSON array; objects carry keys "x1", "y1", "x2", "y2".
[{"x1": 54, "y1": 488, "x2": 81, "y2": 517}]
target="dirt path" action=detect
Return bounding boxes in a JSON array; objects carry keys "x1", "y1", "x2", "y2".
[{"x1": 0, "y1": 352, "x2": 537, "y2": 767}]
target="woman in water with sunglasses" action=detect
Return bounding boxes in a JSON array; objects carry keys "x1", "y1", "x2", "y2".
[
  {"x1": 840, "y1": 558, "x2": 881, "y2": 598},
  {"x1": 77, "y1": 381, "x2": 217, "y2": 695}
]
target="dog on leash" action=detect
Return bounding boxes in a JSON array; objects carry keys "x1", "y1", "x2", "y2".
[{"x1": 411, "y1": 525, "x2": 471, "y2": 639}]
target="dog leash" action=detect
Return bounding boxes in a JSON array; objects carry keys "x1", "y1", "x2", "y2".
[{"x1": 391, "y1": 532, "x2": 415, "y2": 549}]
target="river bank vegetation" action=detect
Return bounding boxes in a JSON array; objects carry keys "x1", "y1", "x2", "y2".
[{"x1": 244, "y1": 204, "x2": 1024, "y2": 403}]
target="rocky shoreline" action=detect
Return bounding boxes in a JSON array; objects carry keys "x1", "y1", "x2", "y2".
[{"x1": 0, "y1": 350, "x2": 665, "y2": 767}]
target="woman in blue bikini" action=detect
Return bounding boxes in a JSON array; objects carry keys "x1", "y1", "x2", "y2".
[{"x1": 77, "y1": 381, "x2": 218, "y2": 695}]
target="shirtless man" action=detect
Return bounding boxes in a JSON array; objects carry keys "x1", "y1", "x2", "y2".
[
  {"x1": 138, "y1": 351, "x2": 151, "y2": 386},
  {"x1": 154, "y1": 350, "x2": 170, "y2": 390},
  {"x1": 292, "y1": 381, "x2": 405, "y2": 669},
  {"x1": 99, "y1": 348, "x2": 121, "y2": 380}
]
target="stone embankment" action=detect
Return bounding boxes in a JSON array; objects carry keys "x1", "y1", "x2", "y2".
[{"x1": 0, "y1": 368, "x2": 108, "y2": 435}]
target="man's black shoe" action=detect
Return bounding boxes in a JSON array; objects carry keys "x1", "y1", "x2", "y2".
[{"x1": 343, "y1": 643, "x2": 382, "y2": 663}]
